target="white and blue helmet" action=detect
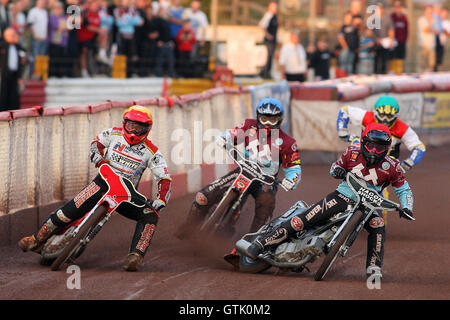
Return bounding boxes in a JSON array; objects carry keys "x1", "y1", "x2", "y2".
[{"x1": 256, "y1": 98, "x2": 284, "y2": 129}]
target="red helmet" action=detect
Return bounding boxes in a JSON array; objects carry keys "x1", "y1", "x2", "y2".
[
  {"x1": 361, "y1": 123, "x2": 392, "y2": 166},
  {"x1": 122, "y1": 105, "x2": 153, "y2": 145}
]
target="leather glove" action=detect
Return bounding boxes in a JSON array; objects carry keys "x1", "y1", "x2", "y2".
[
  {"x1": 281, "y1": 178, "x2": 295, "y2": 191},
  {"x1": 90, "y1": 151, "x2": 103, "y2": 166},
  {"x1": 400, "y1": 159, "x2": 413, "y2": 173},
  {"x1": 399, "y1": 208, "x2": 414, "y2": 221},
  {"x1": 151, "y1": 199, "x2": 166, "y2": 213},
  {"x1": 216, "y1": 136, "x2": 228, "y2": 149},
  {"x1": 333, "y1": 167, "x2": 346, "y2": 179}
]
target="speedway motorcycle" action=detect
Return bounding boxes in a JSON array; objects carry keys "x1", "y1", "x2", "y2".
[
  {"x1": 39, "y1": 164, "x2": 153, "y2": 271},
  {"x1": 233, "y1": 172, "x2": 414, "y2": 280},
  {"x1": 198, "y1": 146, "x2": 288, "y2": 236}
]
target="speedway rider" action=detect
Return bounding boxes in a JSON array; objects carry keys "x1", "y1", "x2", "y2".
[
  {"x1": 245, "y1": 123, "x2": 415, "y2": 279},
  {"x1": 19, "y1": 106, "x2": 172, "y2": 272},
  {"x1": 176, "y1": 98, "x2": 302, "y2": 238},
  {"x1": 336, "y1": 95, "x2": 426, "y2": 172}
]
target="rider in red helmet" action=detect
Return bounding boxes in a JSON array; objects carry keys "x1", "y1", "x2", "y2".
[
  {"x1": 19, "y1": 106, "x2": 172, "y2": 272},
  {"x1": 245, "y1": 123, "x2": 414, "y2": 280}
]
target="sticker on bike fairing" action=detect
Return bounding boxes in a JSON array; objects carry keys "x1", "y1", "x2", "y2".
[
  {"x1": 350, "y1": 150, "x2": 359, "y2": 161},
  {"x1": 369, "y1": 217, "x2": 385, "y2": 228},
  {"x1": 74, "y1": 182, "x2": 101, "y2": 208},
  {"x1": 382, "y1": 162, "x2": 390, "y2": 170},
  {"x1": 263, "y1": 227, "x2": 287, "y2": 246},
  {"x1": 290, "y1": 216, "x2": 304, "y2": 231},
  {"x1": 233, "y1": 174, "x2": 251, "y2": 192}
]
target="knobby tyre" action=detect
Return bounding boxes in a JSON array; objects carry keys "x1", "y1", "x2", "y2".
[
  {"x1": 50, "y1": 206, "x2": 107, "y2": 271},
  {"x1": 314, "y1": 210, "x2": 363, "y2": 281}
]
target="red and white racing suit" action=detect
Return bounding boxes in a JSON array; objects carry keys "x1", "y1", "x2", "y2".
[
  {"x1": 36, "y1": 127, "x2": 172, "y2": 257},
  {"x1": 337, "y1": 106, "x2": 426, "y2": 169}
]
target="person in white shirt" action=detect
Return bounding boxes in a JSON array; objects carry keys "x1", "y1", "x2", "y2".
[
  {"x1": 183, "y1": 0, "x2": 208, "y2": 57},
  {"x1": 418, "y1": 5, "x2": 436, "y2": 72},
  {"x1": 27, "y1": 0, "x2": 48, "y2": 78},
  {"x1": 278, "y1": 31, "x2": 307, "y2": 82}
]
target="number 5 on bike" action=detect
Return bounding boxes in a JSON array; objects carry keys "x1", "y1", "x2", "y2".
[{"x1": 19, "y1": 106, "x2": 172, "y2": 272}]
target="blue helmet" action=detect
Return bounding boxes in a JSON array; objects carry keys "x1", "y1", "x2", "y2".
[{"x1": 255, "y1": 98, "x2": 284, "y2": 129}]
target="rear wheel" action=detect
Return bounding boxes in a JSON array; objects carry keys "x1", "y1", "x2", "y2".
[
  {"x1": 50, "y1": 206, "x2": 106, "y2": 271},
  {"x1": 314, "y1": 211, "x2": 363, "y2": 281}
]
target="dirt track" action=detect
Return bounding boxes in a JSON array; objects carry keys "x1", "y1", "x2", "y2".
[{"x1": 0, "y1": 145, "x2": 449, "y2": 301}]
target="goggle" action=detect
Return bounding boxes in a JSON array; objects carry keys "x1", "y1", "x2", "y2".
[
  {"x1": 259, "y1": 115, "x2": 281, "y2": 126},
  {"x1": 376, "y1": 113, "x2": 396, "y2": 124},
  {"x1": 375, "y1": 105, "x2": 398, "y2": 116},
  {"x1": 364, "y1": 141, "x2": 389, "y2": 154},
  {"x1": 124, "y1": 120, "x2": 150, "y2": 136}
]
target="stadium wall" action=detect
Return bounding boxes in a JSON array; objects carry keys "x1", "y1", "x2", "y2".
[{"x1": 1, "y1": 74, "x2": 450, "y2": 245}]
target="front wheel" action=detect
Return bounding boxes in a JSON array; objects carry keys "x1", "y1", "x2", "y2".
[
  {"x1": 314, "y1": 210, "x2": 363, "y2": 281},
  {"x1": 50, "y1": 206, "x2": 106, "y2": 271},
  {"x1": 199, "y1": 190, "x2": 239, "y2": 235}
]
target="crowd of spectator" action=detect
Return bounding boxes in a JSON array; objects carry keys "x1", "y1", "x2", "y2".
[{"x1": 0, "y1": 0, "x2": 210, "y2": 81}]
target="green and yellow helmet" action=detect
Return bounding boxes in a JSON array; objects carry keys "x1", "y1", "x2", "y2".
[{"x1": 373, "y1": 96, "x2": 400, "y2": 127}]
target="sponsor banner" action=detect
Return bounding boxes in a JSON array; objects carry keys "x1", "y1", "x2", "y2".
[
  {"x1": 422, "y1": 92, "x2": 450, "y2": 129},
  {"x1": 290, "y1": 100, "x2": 347, "y2": 151},
  {"x1": 248, "y1": 81, "x2": 291, "y2": 133}
]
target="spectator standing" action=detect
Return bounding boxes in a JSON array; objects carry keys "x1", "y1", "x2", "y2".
[
  {"x1": 357, "y1": 28, "x2": 376, "y2": 75},
  {"x1": 338, "y1": 11, "x2": 359, "y2": 75},
  {"x1": 433, "y1": 4, "x2": 444, "y2": 71},
  {"x1": 154, "y1": 7, "x2": 176, "y2": 77},
  {"x1": 27, "y1": 0, "x2": 48, "y2": 78},
  {"x1": 140, "y1": 4, "x2": 158, "y2": 76},
  {"x1": 9, "y1": 1, "x2": 26, "y2": 47},
  {"x1": 258, "y1": 1, "x2": 277, "y2": 79},
  {"x1": 418, "y1": 5, "x2": 436, "y2": 72},
  {"x1": 48, "y1": 1, "x2": 68, "y2": 78},
  {"x1": 278, "y1": 31, "x2": 307, "y2": 82},
  {"x1": 390, "y1": 1, "x2": 408, "y2": 73},
  {"x1": 65, "y1": 0, "x2": 80, "y2": 78},
  {"x1": 0, "y1": 28, "x2": 26, "y2": 111},
  {"x1": 115, "y1": 0, "x2": 143, "y2": 77},
  {"x1": 183, "y1": 0, "x2": 208, "y2": 59},
  {"x1": 308, "y1": 38, "x2": 332, "y2": 80},
  {"x1": 78, "y1": 0, "x2": 101, "y2": 78},
  {"x1": 440, "y1": 9, "x2": 450, "y2": 61},
  {"x1": 0, "y1": 0, "x2": 11, "y2": 37},
  {"x1": 175, "y1": 19, "x2": 196, "y2": 77},
  {"x1": 169, "y1": 0, "x2": 184, "y2": 40},
  {"x1": 97, "y1": 0, "x2": 114, "y2": 65},
  {"x1": 372, "y1": 2, "x2": 395, "y2": 74}
]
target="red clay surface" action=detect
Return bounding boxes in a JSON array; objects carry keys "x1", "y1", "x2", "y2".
[{"x1": 0, "y1": 145, "x2": 449, "y2": 300}]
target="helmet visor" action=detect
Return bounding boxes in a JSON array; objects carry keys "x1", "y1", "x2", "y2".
[
  {"x1": 364, "y1": 141, "x2": 389, "y2": 154},
  {"x1": 258, "y1": 115, "x2": 282, "y2": 126},
  {"x1": 124, "y1": 120, "x2": 150, "y2": 136},
  {"x1": 376, "y1": 113, "x2": 396, "y2": 125}
]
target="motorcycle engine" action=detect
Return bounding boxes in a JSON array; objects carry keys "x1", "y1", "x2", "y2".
[{"x1": 274, "y1": 235, "x2": 327, "y2": 263}]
